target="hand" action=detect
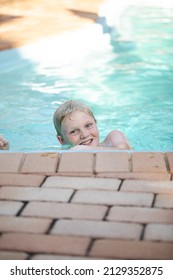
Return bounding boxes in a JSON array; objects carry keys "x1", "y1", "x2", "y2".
[
  {"x1": 70, "y1": 144, "x2": 93, "y2": 150},
  {"x1": 0, "y1": 135, "x2": 9, "y2": 150}
]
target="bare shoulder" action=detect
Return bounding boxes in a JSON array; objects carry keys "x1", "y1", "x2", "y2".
[
  {"x1": 101, "y1": 130, "x2": 132, "y2": 150},
  {"x1": 107, "y1": 130, "x2": 125, "y2": 138}
]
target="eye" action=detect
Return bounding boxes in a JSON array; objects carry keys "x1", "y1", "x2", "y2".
[
  {"x1": 70, "y1": 129, "x2": 78, "y2": 135},
  {"x1": 86, "y1": 123, "x2": 93, "y2": 129}
]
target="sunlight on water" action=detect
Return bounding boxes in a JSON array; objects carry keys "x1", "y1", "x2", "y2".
[{"x1": 0, "y1": 4, "x2": 173, "y2": 151}]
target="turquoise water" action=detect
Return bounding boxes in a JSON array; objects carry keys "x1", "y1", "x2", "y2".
[{"x1": 0, "y1": 5, "x2": 173, "y2": 151}]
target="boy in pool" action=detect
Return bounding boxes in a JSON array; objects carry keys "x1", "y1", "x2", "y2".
[
  {"x1": 53, "y1": 100, "x2": 132, "y2": 150},
  {"x1": 0, "y1": 135, "x2": 9, "y2": 150}
]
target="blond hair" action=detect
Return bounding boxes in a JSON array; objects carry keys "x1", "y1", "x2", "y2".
[{"x1": 53, "y1": 100, "x2": 96, "y2": 136}]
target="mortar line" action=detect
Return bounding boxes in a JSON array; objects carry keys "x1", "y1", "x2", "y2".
[
  {"x1": 85, "y1": 238, "x2": 95, "y2": 257},
  {"x1": 164, "y1": 153, "x2": 171, "y2": 173},
  {"x1": 16, "y1": 201, "x2": 29, "y2": 216},
  {"x1": 18, "y1": 153, "x2": 26, "y2": 173},
  {"x1": 140, "y1": 224, "x2": 146, "y2": 240}
]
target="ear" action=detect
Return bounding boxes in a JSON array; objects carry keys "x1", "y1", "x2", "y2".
[{"x1": 57, "y1": 135, "x2": 65, "y2": 145}]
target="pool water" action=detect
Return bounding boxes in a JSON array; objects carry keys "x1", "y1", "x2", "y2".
[{"x1": 0, "y1": 5, "x2": 173, "y2": 151}]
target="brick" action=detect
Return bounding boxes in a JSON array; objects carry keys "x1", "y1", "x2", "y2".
[
  {"x1": 0, "y1": 186, "x2": 73, "y2": 202},
  {"x1": 166, "y1": 152, "x2": 173, "y2": 174},
  {"x1": 90, "y1": 239, "x2": 173, "y2": 259},
  {"x1": 72, "y1": 190, "x2": 154, "y2": 207},
  {"x1": 58, "y1": 152, "x2": 94, "y2": 176},
  {"x1": 31, "y1": 254, "x2": 95, "y2": 260},
  {"x1": 155, "y1": 194, "x2": 173, "y2": 208},
  {"x1": 42, "y1": 176, "x2": 121, "y2": 190},
  {"x1": 128, "y1": 173, "x2": 171, "y2": 181},
  {"x1": 95, "y1": 152, "x2": 130, "y2": 174},
  {"x1": 21, "y1": 152, "x2": 59, "y2": 174},
  {"x1": 0, "y1": 216, "x2": 51, "y2": 234},
  {"x1": 22, "y1": 201, "x2": 107, "y2": 220},
  {"x1": 144, "y1": 224, "x2": 173, "y2": 242},
  {"x1": 96, "y1": 172, "x2": 171, "y2": 180},
  {"x1": 51, "y1": 219, "x2": 142, "y2": 240},
  {"x1": 107, "y1": 206, "x2": 173, "y2": 224},
  {"x1": 0, "y1": 174, "x2": 45, "y2": 187},
  {"x1": 132, "y1": 152, "x2": 167, "y2": 173},
  {"x1": 0, "y1": 200, "x2": 24, "y2": 216},
  {"x1": 0, "y1": 153, "x2": 24, "y2": 173},
  {"x1": 34, "y1": 252, "x2": 100, "y2": 260},
  {"x1": 0, "y1": 233, "x2": 90, "y2": 256},
  {"x1": 121, "y1": 180, "x2": 173, "y2": 194},
  {"x1": 0, "y1": 251, "x2": 28, "y2": 260}
]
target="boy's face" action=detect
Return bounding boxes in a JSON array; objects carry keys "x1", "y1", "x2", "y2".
[{"x1": 58, "y1": 110, "x2": 100, "y2": 147}]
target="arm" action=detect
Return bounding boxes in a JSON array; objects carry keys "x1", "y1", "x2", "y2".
[{"x1": 70, "y1": 144, "x2": 131, "y2": 151}]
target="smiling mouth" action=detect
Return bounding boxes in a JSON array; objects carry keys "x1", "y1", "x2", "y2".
[{"x1": 80, "y1": 139, "x2": 93, "y2": 145}]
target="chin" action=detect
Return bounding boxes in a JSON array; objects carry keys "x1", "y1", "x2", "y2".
[{"x1": 89, "y1": 140, "x2": 98, "y2": 147}]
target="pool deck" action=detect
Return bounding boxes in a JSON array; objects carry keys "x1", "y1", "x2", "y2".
[
  {"x1": 1, "y1": 1, "x2": 173, "y2": 260},
  {"x1": 0, "y1": 151, "x2": 173, "y2": 260}
]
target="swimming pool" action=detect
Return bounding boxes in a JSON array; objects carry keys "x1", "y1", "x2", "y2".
[{"x1": 0, "y1": 4, "x2": 173, "y2": 151}]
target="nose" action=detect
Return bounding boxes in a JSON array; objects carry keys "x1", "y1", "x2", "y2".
[{"x1": 80, "y1": 129, "x2": 89, "y2": 139}]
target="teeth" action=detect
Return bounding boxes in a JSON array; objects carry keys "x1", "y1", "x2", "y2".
[{"x1": 82, "y1": 139, "x2": 92, "y2": 145}]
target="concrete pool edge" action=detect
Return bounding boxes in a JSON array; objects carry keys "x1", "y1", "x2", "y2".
[{"x1": 0, "y1": 150, "x2": 172, "y2": 180}]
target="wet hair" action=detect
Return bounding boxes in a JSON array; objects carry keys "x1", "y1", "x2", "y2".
[{"x1": 53, "y1": 100, "x2": 96, "y2": 136}]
